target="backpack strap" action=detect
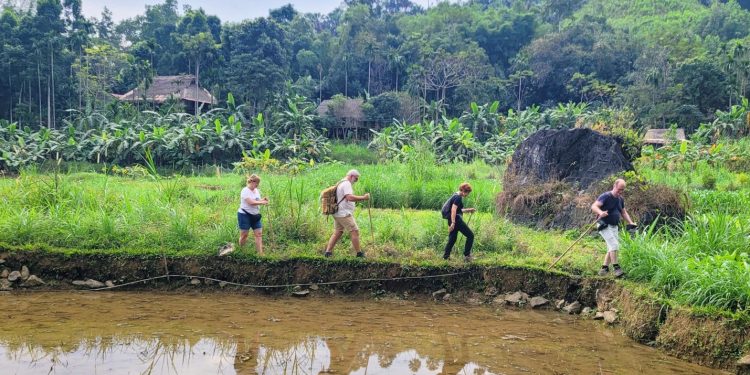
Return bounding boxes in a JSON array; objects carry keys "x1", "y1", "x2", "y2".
[{"x1": 334, "y1": 179, "x2": 347, "y2": 206}]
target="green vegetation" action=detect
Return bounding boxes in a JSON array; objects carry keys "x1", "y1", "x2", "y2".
[
  {"x1": 617, "y1": 139, "x2": 750, "y2": 313},
  {"x1": 0, "y1": 160, "x2": 601, "y2": 271}
]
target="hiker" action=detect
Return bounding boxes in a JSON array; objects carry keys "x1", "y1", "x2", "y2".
[
  {"x1": 591, "y1": 178, "x2": 636, "y2": 277},
  {"x1": 324, "y1": 169, "x2": 370, "y2": 258},
  {"x1": 238, "y1": 174, "x2": 269, "y2": 255},
  {"x1": 441, "y1": 182, "x2": 476, "y2": 261}
]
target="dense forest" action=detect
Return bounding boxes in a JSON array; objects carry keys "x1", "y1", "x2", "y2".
[{"x1": 1, "y1": 0, "x2": 750, "y2": 134}]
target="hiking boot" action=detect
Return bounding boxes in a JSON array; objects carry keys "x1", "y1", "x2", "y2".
[
  {"x1": 597, "y1": 267, "x2": 609, "y2": 276},
  {"x1": 613, "y1": 268, "x2": 625, "y2": 278},
  {"x1": 356, "y1": 252, "x2": 365, "y2": 258},
  {"x1": 324, "y1": 251, "x2": 332, "y2": 258}
]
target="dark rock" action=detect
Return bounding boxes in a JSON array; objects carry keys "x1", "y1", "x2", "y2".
[
  {"x1": 7, "y1": 271, "x2": 21, "y2": 282},
  {"x1": 73, "y1": 279, "x2": 104, "y2": 288},
  {"x1": 505, "y1": 129, "x2": 632, "y2": 189},
  {"x1": 0, "y1": 279, "x2": 12, "y2": 291},
  {"x1": 530, "y1": 296, "x2": 549, "y2": 308},
  {"x1": 21, "y1": 275, "x2": 44, "y2": 287},
  {"x1": 466, "y1": 297, "x2": 483, "y2": 306},
  {"x1": 504, "y1": 291, "x2": 529, "y2": 305},
  {"x1": 432, "y1": 289, "x2": 448, "y2": 299},
  {"x1": 555, "y1": 299, "x2": 566, "y2": 310},
  {"x1": 292, "y1": 290, "x2": 310, "y2": 297},
  {"x1": 563, "y1": 301, "x2": 582, "y2": 314},
  {"x1": 603, "y1": 310, "x2": 618, "y2": 324}
]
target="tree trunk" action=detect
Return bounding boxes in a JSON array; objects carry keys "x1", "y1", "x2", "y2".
[
  {"x1": 50, "y1": 42, "x2": 55, "y2": 129},
  {"x1": 345, "y1": 59, "x2": 348, "y2": 97},
  {"x1": 37, "y1": 55, "x2": 42, "y2": 127},
  {"x1": 47, "y1": 77, "x2": 51, "y2": 129}
]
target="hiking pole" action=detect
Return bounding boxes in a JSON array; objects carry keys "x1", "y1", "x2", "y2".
[
  {"x1": 264, "y1": 203, "x2": 274, "y2": 250},
  {"x1": 367, "y1": 197, "x2": 374, "y2": 243},
  {"x1": 548, "y1": 221, "x2": 597, "y2": 270}
]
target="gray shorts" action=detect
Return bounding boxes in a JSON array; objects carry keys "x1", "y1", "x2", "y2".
[{"x1": 599, "y1": 225, "x2": 620, "y2": 252}]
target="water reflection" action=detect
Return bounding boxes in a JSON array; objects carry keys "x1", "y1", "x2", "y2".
[{"x1": 0, "y1": 292, "x2": 724, "y2": 375}]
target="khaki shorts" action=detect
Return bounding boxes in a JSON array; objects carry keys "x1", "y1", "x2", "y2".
[
  {"x1": 333, "y1": 215, "x2": 359, "y2": 233},
  {"x1": 599, "y1": 225, "x2": 620, "y2": 252}
]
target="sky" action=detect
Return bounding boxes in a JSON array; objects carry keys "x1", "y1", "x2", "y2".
[{"x1": 80, "y1": 0, "x2": 443, "y2": 23}]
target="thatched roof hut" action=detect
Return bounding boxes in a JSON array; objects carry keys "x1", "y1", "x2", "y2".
[
  {"x1": 117, "y1": 75, "x2": 217, "y2": 105},
  {"x1": 643, "y1": 128, "x2": 686, "y2": 145}
]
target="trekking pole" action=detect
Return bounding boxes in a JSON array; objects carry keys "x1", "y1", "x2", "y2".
[
  {"x1": 367, "y1": 197, "x2": 374, "y2": 243},
  {"x1": 548, "y1": 221, "x2": 597, "y2": 270},
  {"x1": 265, "y1": 203, "x2": 274, "y2": 249}
]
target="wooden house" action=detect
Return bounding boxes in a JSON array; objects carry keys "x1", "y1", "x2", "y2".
[{"x1": 115, "y1": 75, "x2": 217, "y2": 113}]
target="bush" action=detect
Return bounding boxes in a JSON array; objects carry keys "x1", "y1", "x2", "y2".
[
  {"x1": 329, "y1": 142, "x2": 379, "y2": 165},
  {"x1": 701, "y1": 173, "x2": 717, "y2": 190}
]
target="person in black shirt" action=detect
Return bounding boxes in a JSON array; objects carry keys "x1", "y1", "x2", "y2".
[
  {"x1": 591, "y1": 179, "x2": 636, "y2": 277},
  {"x1": 441, "y1": 182, "x2": 476, "y2": 261}
]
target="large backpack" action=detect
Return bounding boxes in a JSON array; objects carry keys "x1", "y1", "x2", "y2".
[
  {"x1": 320, "y1": 180, "x2": 345, "y2": 215},
  {"x1": 441, "y1": 194, "x2": 457, "y2": 219}
]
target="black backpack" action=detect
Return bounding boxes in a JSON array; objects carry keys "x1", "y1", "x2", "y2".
[{"x1": 441, "y1": 194, "x2": 457, "y2": 219}]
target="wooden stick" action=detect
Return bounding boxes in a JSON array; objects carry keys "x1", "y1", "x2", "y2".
[
  {"x1": 548, "y1": 222, "x2": 597, "y2": 270},
  {"x1": 367, "y1": 198, "x2": 374, "y2": 243}
]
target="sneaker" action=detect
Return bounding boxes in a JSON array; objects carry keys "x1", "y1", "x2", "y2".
[
  {"x1": 324, "y1": 251, "x2": 332, "y2": 258},
  {"x1": 597, "y1": 267, "x2": 609, "y2": 276},
  {"x1": 613, "y1": 268, "x2": 625, "y2": 278},
  {"x1": 356, "y1": 252, "x2": 365, "y2": 258}
]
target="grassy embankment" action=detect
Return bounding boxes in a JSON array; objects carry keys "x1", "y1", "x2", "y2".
[
  {"x1": 0, "y1": 158, "x2": 604, "y2": 274},
  {"x1": 2, "y1": 143, "x2": 749, "y2": 316}
]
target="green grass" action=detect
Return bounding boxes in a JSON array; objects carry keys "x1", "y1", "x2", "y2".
[
  {"x1": 3, "y1": 159, "x2": 750, "y2": 315},
  {"x1": 0, "y1": 162, "x2": 597, "y2": 272}
]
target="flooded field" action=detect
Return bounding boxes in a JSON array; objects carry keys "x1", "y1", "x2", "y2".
[{"x1": 1, "y1": 292, "x2": 724, "y2": 374}]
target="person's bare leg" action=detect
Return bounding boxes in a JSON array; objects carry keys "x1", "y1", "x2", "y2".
[
  {"x1": 326, "y1": 230, "x2": 344, "y2": 253},
  {"x1": 254, "y1": 229, "x2": 263, "y2": 255},
  {"x1": 239, "y1": 230, "x2": 249, "y2": 247},
  {"x1": 351, "y1": 230, "x2": 361, "y2": 253},
  {"x1": 609, "y1": 250, "x2": 618, "y2": 265}
]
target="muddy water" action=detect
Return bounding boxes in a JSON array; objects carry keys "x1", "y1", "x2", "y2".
[{"x1": 1, "y1": 292, "x2": 723, "y2": 375}]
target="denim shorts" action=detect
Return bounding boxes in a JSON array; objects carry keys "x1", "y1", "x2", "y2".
[{"x1": 238, "y1": 212, "x2": 262, "y2": 231}]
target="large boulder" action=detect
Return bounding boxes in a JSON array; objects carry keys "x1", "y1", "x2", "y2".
[
  {"x1": 498, "y1": 129, "x2": 684, "y2": 229},
  {"x1": 505, "y1": 129, "x2": 632, "y2": 189}
]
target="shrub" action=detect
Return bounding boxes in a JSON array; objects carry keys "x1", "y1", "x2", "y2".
[{"x1": 701, "y1": 173, "x2": 717, "y2": 190}]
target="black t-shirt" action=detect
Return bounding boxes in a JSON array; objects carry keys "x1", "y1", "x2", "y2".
[
  {"x1": 441, "y1": 193, "x2": 464, "y2": 220},
  {"x1": 596, "y1": 191, "x2": 624, "y2": 226}
]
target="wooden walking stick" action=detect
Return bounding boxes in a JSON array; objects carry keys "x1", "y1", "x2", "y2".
[
  {"x1": 264, "y1": 203, "x2": 274, "y2": 249},
  {"x1": 367, "y1": 197, "x2": 374, "y2": 243},
  {"x1": 548, "y1": 221, "x2": 597, "y2": 270}
]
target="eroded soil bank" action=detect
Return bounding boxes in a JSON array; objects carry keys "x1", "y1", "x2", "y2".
[{"x1": 1, "y1": 249, "x2": 747, "y2": 373}]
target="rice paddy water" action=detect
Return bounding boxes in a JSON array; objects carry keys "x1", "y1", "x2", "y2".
[{"x1": 1, "y1": 292, "x2": 725, "y2": 375}]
